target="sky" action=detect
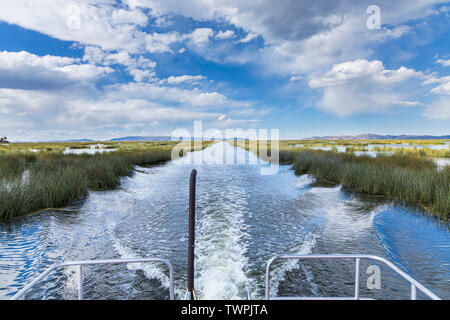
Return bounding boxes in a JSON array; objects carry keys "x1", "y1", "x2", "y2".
[{"x1": 0, "y1": 0, "x2": 449, "y2": 141}]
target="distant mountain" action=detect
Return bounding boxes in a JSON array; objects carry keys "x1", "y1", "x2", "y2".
[
  {"x1": 109, "y1": 136, "x2": 177, "y2": 142},
  {"x1": 58, "y1": 139, "x2": 95, "y2": 142},
  {"x1": 11, "y1": 139, "x2": 95, "y2": 143},
  {"x1": 305, "y1": 134, "x2": 450, "y2": 140}
]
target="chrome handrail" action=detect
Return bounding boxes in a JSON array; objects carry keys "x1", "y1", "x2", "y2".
[
  {"x1": 10, "y1": 258, "x2": 175, "y2": 300},
  {"x1": 265, "y1": 254, "x2": 441, "y2": 300}
]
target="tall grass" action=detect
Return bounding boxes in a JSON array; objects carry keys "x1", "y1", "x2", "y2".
[
  {"x1": 0, "y1": 143, "x2": 210, "y2": 220},
  {"x1": 236, "y1": 141, "x2": 449, "y2": 218},
  {"x1": 288, "y1": 150, "x2": 449, "y2": 218}
]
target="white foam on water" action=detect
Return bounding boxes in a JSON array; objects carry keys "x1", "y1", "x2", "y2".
[
  {"x1": 307, "y1": 185, "x2": 342, "y2": 194},
  {"x1": 296, "y1": 174, "x2": 316, "y2": 188},
  {"x1": 268, "y1": 230, "x2": 318, "y2": 298},
  {"x1": 112, "y1": 235, "x2": 183, "y2": 298},
  {"x1": 60, "y1": 266, "x2": 79, "y2": 299},
  {"x1": 195, "y1": 185, "x2": 252, "y2": 300},
  {"x1": 323, "y1": 199, "x2": 380, "y2": 237}
]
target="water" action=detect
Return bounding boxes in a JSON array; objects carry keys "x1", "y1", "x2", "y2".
[
  {"x1": 289, "y1": 142, "x2": 450, "y2": 151},
  {"x1": 0, "y1": 142, "x2": 448, "y2": 300},
  {"x1": 367, "y1": 143, "x2": 450, "y2": 150},
  {"x1": 63, "y1": 148, "x2": 118, "y2": 155}
]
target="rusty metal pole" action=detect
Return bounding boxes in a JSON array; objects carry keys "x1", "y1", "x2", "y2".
[{"x1": 187, "y1": 169, "x2": 197, "y2": 300}]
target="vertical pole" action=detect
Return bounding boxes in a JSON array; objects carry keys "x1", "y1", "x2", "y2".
[
  {"x1": 354, "y1": 258, "x2": 360, "y2": 300},
  {"x1": 187, "y1": 169, "x2": 197, "y2": 300},
  {"x1": 411, "y1": 284, "x2": 417, "y2": 300},
  {"x1": 77, "y1": 265, "x2": 83, "y2": 300}
]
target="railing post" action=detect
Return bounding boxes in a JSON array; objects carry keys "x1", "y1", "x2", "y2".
[
  {"x1": 187, "y1": 169, "x2": 197, "y2": 300},
  {"x1": 354, "y1": 258, "x2": 360, "y2": 300},
  {"x1": 77, "y1": 265, "x2": 83, "y2": 300},
  {"x1": 411, "y1": 284, "x2": 417, "y2": 300},
  {"x1": 265, "y1": 258, "x2": 274, "y2": 300}
]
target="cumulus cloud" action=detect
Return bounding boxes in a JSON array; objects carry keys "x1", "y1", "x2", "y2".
[
  {"x1": 237, "y1": 33, "x2": 258, "y2": 43},
  {"x1": 0, "y1": 0, "x2": 150, "y2": 53},
  {"x1": 105, "y1": 82, "x2": 249, "y2": 109},
  {"x1": 0, "y1": 1, "x2": 442, "y2": 73},
  {"x1": 0, "y1": 79, "x2": 252, "y2": 140},
  {"x1": 124, "y1": 0, "x2": 440, "y2": 73},
  {"x1": 0, "y1": 51, "x2": 112, "y2": 90},
  {"x1": 216, "y1": 30, "x2": 235, "y2": 40},
  {"x1": 430, "y1": 80, "x2": 450, "y2": 95},
  {"x1": 82, "y1": 48, "x2": 157, "y2": 82},
  {"x1": 165, "y1": 75, "x2": 206, "y2": 85},
  {"x1": 436, "y1": 58, "x2": 450, "y2": 67},
  {"x1": 145, "y1": 32, "x2": 181, "y2": 53},
  {"x1": 308, "y1": 59, "x2": 424, "y2": 116},
  {"x1": 424, "y1": 75, "x2": 450, "y2": 95},
  {"x1": 185, "y1": 28, "x2": 214, "y2": 46},
  {"x1": 423, "y1": 98, "x2": 450, "y2": 120}
]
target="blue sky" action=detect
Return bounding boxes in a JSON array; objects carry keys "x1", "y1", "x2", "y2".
[{"x1": 0, "y1": 0, "x2": 449, "y2": 141}]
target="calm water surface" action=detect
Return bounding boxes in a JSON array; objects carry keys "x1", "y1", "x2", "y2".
[{"x1": 0, "y1": 143, "x2": 448, "y2": 300}]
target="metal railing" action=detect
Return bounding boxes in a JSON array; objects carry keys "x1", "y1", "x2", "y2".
[
  {"x1": 10, "y1": 258, "x2": 175, "y2": 300},
  {"x1": 265, "y1": 254, "x2": 441, "y2": 300}
]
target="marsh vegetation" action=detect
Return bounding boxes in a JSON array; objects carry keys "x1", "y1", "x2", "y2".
[
  {"x1": 236, "y1": 140, "x2": 450, "y2": 218},
  {"x1": 0, "y1": 141, "x2": 211, "y2": 220},
  {"x1": 283, "y1": 139, "x2": 450, "y2": 158}
]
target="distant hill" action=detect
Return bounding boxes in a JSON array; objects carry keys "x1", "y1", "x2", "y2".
[
  {"x1": 11, "y1": 134, "x2": 450, "y2": 143},
  {"x1": 57, "y1": 139, "x2": 95, "y2": 142},
  {"x1": 305, "y1": 134, "x2": 450, "y2": 140},
  {"x1": 109, "y1": 136, "x2": 178, "y2": 142},
  {"x1": 11, "y1": 139, "x2": 95, "y2": 143}
]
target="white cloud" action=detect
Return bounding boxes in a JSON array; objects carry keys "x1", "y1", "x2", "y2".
[
  {"x1": 425, "y1": 75, "x2": 450, "y2": 95},
  {"x1": 0, "y1": 1, "x2": 441, "y2": 73},
  {"x1": 106, "y1": 82, "x2": 248, "y2": 109},
  {"x1": 431, "y1": 81, "x2": 450, "y2": 95},
  {"x1": 216, "y1": 30, "x2": 235, "y2": 40},
  {"x1": 423, "y1": 98, "x2": 450, "y2": 120},
  {"x1": 0, "y1": 0, "x2": 150, "y2": 53},
  {"x1": 129, "y1": 69, "x2": 156, "y2": 82},
  {"x1": 112, "y1": 8, "x2": 148, "y2": 25},
  {"x1": 0, "y1": 50, "x2": 112, "y2": 90},
  {"x1": 308, "y1": 59, "x2": 424, "y2": 116},
  {"x1": 165, "y1": 75, "x2": 206, "y2": 85},
  {"x1": 82, "y1": 47, "x2": 157, "y2": 82},
  {"x1": 436, "y1": 59, "x2": 450, "y2": 67},
  {"x1": 237, "y1": 33, "x2": 258, "y2": 43},
  {"x1": 146, "y1": 32, "x2": 181, "y2": 53},
  {"x1": 0, "y1": 79, "x2": 253, "y2": 140},
  {"x1": 185, "y1": 28, "x2": 214, "y2": 45},
  {"x1": 123, "y1": 0, "x2": 439, "y2": 73}
]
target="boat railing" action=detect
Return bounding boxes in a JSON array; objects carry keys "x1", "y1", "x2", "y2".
[
  {"x1": 265, "y1": 254, "x2": 441, "y2": 300},
  {"x1": 10, "y1": 258, "x2": 175, "y2": 300}
]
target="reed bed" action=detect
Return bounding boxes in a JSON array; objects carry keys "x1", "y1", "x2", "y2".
[
  {"x1": 0, "y1": 142, "x2": 210, "y2": 220},
  {"x1": 279, "y1": 139, "x2": 450, "y2": 158},
  {"x1": 237, "y1": 141, "x2": 449, "y2": 218},
  {"x1": 290, "y1": 150, "x2": 449, "y2": 218}
]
